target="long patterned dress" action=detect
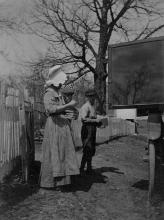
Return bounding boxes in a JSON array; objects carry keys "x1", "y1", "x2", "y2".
[{"x1": 40, "y1": 87, "x2": 79, "y2": 188}]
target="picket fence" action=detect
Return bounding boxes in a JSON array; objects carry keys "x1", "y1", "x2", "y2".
[
  {"x1": 71, "y1": 117, "x2": 135, "y2": 147},
  {"x1": 0, "y1": 79, "x2": 135, "y2": 182},
  {"x1": 0, "y1": 80, "x2": 34, "y2": 182}
]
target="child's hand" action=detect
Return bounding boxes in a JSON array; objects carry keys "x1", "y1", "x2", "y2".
[
  {"x1": 82, "y1": 118, "x2": 100, "y2": 123},
  {"x1": 72, "y1": 90, "x2": 79, "y2": 103}
]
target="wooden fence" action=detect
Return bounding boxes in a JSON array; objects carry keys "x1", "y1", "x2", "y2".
[
  {"x1": 0, "y1": 80, "x2": 34, "y2": 182},
  {"x1": 0, "y1": 79, "x2": 135, "y2": 182},
  {"x1": 71, "y1": 117, "x2": 135, "y2": 147},
  {"x1": 33, "y1": 103, "x2": 135, "y2": 148}
]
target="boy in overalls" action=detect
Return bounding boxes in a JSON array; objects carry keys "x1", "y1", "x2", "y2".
[{"x1": 80, "y1": 89, "x2": 101, "y2": 174}]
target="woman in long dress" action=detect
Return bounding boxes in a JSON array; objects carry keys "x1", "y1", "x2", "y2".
[{"x1": 40, "y1": 65, "x2": 79, "y2": 189}]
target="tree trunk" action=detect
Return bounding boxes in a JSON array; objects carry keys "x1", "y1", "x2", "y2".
[{"x1": 94, "y1": 59, "x2": 107, "y2": 115}]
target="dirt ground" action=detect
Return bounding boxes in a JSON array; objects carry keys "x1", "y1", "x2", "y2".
[{"x1": 0, "y1": 120, "x2": 164, "y2": 220}]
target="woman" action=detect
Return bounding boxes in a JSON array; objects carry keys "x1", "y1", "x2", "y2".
[{"x1": 40, "y1": 65, "x2": 79, "y2": 189}]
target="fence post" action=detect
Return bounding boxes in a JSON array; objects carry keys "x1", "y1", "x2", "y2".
[{"x1": 25, "y1": 108, "x2": 35, "y2": 174}]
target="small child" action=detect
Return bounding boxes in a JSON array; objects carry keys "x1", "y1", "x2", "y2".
[
  {"x1": 61, "y1": 86, "x2": 74, "y2": 104},
  {"x1": 80, "y1": 89, "x2": 101, "y2": 174}
]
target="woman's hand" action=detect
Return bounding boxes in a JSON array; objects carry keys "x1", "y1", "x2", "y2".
[{"x1": 66, "y1": 100, "x2": 77, "y2": 108}]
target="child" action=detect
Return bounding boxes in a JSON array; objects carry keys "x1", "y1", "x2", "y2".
[
  {"x1": 61, "y1": 86, "x2": 75, "y2": 104},
  {"x1": 80, "y1": 89, "x2": 101, "y2": 174},
  {"x1": 61, "y1": 86, "x2": 79, "y2": 147}
]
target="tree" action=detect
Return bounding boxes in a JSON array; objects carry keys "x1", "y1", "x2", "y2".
[
  {"x1": 0, "y1": 17, "x2": 16, "y2": 33},
  {"x1": 113, "y1": 64, "x2": 151, "y2": 105},
  {"x1": 25, "y1": 0, "x2": 164, "y2": 113},
  {"x1": 22, "y1": 63, "x2": 46, "y2": 102},
  {"x1": 64, "y1": 73, "x2": 94, "y2": 107}
]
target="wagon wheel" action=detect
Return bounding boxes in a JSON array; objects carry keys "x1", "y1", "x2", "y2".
[{"x1": 148, "y1": 142, "x2": 155, "y2": 199}]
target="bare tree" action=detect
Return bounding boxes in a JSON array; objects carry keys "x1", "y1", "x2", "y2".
[
  {"x1": 25, "y1": 0, "x2": 164, "y2": 113},
  {"x1": 0, "y1": 17, "x2": 16, "y2": 34}
]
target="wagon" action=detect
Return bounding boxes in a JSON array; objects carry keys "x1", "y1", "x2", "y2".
[
  {"x1": 107, "y1": 36, "x2": 164, "y2": 199},
  {"x1": 147, "y1": 111, "x2": 164, "y2": 198}
]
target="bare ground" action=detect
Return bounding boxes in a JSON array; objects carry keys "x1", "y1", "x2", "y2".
[{"x1": 0, "y1": 122, "x2": 164, "y2": 219}]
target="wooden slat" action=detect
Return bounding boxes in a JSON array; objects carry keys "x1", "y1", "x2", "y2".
[
  {"x1": 0, "y1": 83, "x2": 5, "y2": 165},
  {"x1": 0, "y1": 81, "x2": 3, "y2": 165},
  {"x1": 0, "y1": 82, "x2": 33, "y2": 182}
]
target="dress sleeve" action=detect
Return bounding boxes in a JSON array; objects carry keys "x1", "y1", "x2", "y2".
[{"x1": 44, "y1": 89, "x2": 59, "y2": 114}]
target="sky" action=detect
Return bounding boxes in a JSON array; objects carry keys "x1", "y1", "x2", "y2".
[
  {"x1": 0, "y1": 0, "x2": 48, "y2": 77},
  {"x1": 0, "y1": 0, "x2": 164, "y2": 79}
]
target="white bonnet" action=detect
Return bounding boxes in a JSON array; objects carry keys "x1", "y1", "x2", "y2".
[{"x1": 45, "y1": 65, "x2": 67, "y2": 87}]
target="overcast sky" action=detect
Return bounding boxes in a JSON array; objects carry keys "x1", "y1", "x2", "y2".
[
  {"x1": 0, "y1": 0, "x2": 164, "y2": 78},
  {"x1": 0, "y1": 0, "x2": 48, "y2": 77}
]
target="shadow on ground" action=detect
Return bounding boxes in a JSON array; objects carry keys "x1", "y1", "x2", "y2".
[
  {"x1": 0, "y1": 183, "x2": 38, "y2": 213},
  {"x1": 0, "y1": 161, "x2": 41, "y2": 213},
  {"x1": 0, "y1": 162, "x2": 124, "y2": 214},
  {"x1": 96, "y1": 136, "x2": 126, "y2": 146},
  {"x1": 62, "y1": 166, "x2": 124, "y2": 193},
  {"x1": 132, "y1": 178, "x2": 164, "y2": 207},
  {"x1": 95, "y1": 166, "x2": 124, "y2": 175},
  {"x1": 132, "y1": 179, "x2": 148, "y2": 191}
]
